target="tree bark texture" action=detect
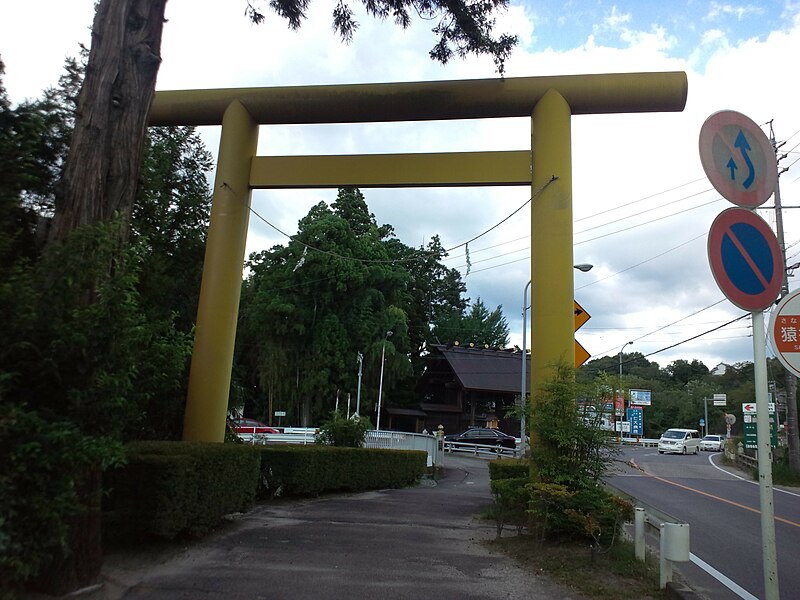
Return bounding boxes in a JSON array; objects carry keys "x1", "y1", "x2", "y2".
[
  {"x1": 785, "y1": 371, "x2": 800, "y2": 472},
  {"x1": 49, "y1": 0, "x2": 168, "y2": 243},
  {"x1": 32, "y1": 470, "x2": 103, "y2": 595}
]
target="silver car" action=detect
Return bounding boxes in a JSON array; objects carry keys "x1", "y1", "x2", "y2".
[
  {"x1": 658, "y1": 428, "x2": 701, "y2": 454},
  {"x1": 700, "y1": 434, "x2": 725, "y2": 452}
]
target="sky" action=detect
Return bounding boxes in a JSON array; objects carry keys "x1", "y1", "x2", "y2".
[{"x1": 2, "y1": 0, "x2": 800, "y2": 372}]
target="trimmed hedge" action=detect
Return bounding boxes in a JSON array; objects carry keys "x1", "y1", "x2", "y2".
[
  {"x1": 104, "y1": 441, "x2": 260, "y2": 539},
  {"x1": 259, "y1": 445, "x2": 427, "y2": 498},
  {"x1": 488, "y1": 458, "x2": 530, "y2": 481}
]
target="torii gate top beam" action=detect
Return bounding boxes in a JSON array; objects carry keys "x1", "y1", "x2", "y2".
[{"x1": 150, "y1": 71, "x2": 687, "y2": 127}]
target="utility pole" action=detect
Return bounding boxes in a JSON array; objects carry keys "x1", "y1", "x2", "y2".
[{"x1": 769, "y1": 120, "x2": 800, "y2": 473}]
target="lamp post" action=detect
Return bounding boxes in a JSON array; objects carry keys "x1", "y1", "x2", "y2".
[
  {"x1": 376, "y1": 331, "x2": 392, "y2": 431},
  {"x1": 355, "y1": 352, "x2": 363, "y2": 417},
  {"x1": 520, "y1": 264, "x2": 593, "y2": 456},
  {"x1": 617, "y1": 341, "x2": 633, "y2": 438}
]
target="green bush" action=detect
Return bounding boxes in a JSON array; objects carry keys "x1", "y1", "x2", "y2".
[
  {"x1": 315, "y1": 412, "x2": 369, "y2": 447},
  {"x1": 490, "y1": 476, "x2": 530, "y2": 537},
  {"x1": 488, "y1": 458, "x2": 529, "y2": 481},
  {"x1": 528, "y1": 482, "x2": 633, "y2": 546},
  {"x1": 104, "y1": 441, "x2": 260, "y2": 540},
  {"x1": 258, "y1": 445, "x2": 426, "y2": 498},
  {"x1": 0, "y1": 404, "x2": 122, "y2": 598}
]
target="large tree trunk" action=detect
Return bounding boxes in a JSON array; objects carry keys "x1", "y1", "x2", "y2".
[
  {"x1": 49, "y1": 0, "x2": 168, "y2": 243},
  {"x1": 785, "y1": 371, "x2": 800, "y2": 472},
  {"x1": 38, "y1": 0, "x2": 168, "y2": 592}
]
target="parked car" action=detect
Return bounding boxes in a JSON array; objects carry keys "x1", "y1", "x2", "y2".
[
  {"x1": 444, "y1": 427, "x2": 517, "y2": 449},
  {"x1": 700, "y1": 434, "x2": 725, "y2": 452},
  {"x1": 658, "y1": 428, "x2": 701, "y2": 455},
  {"x1": 229, "y1": 418, "x2": 280, "y2": 443}
]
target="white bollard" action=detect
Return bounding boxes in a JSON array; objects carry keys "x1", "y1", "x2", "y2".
[
  {"x1": 659, "y1": 522, "x2": 690, "y2": 588},
  {"x1": 634, "y1": 507, "x2": 645, "y2": 562}
]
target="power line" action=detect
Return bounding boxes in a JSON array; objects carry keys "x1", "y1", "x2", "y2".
[
  {"x1": 575, "y1": 186, "x2": 715, "y2": 234},
  {"x1": 592, "y1": 299, "x2": 728, "y2": 358},
  {"x1": 575, "y1": 232, "x2": 706, "y2": 290},
  {"x1": 574, "y1": 177, "x2": 708, "y2": 223},
  {"x1": 637, "y1": 313, "x2": 751, "y2": 361},
  {"x1": 575, "y1": 197, "x2": 724, "y2": 245}
]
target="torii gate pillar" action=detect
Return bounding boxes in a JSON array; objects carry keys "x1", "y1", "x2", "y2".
[{"x1": 530, "y1": 89, "x2": 574, "y2": 392}]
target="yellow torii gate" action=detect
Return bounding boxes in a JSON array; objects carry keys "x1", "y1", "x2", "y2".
[{"x1": 148, "y1": 72, "x2": 688, "y2": 443}]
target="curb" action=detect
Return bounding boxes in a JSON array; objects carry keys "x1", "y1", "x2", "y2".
[{"x1": 665, "y1": 581, "x2": 700, "y2": 599}]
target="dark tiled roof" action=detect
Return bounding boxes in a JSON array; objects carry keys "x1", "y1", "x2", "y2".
[
  {"x1": 386, "y1": 407, "x2": 427, "y2": 417},
  {"x1": 429, "y1": 344, "x2": 528, "y2": 393}
]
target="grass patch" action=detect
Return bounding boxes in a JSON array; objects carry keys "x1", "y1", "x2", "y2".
[
  {"x1": 487, "y1": 535, "x2": 667, "y2": 600},
  {"x1": 772, "y1": 459, "x2": 800, "y2": 486}
]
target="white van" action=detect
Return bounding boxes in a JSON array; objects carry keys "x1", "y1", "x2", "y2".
[{"x1": 658, "y1": 428, "x2": 701, "y2": 455}]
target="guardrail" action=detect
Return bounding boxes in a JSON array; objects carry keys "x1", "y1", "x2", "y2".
[
  {"x1": 614, "y1": 437, "x2": 660, "y2": 447},
  {"x1": 606, "y1": 481, "x2": 690, "y2": 589},
  {"x1": 443, "y1": 440, "x2": 523, "y2": 459}
]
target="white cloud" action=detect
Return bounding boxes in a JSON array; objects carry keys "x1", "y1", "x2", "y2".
[{"x1": 4, "y1": 0, "x2": 800, "y2": 371}]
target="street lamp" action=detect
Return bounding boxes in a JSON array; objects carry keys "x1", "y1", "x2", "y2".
[
  {"x1": 376, "y1": 331, "x2": 392, "y2": 431},
  {"x1": 355, "y1": 352, "x2": 363, "y2": 417},
  {"x1": 617, "y1": 341, "x2": 633, "y2": 438},
  {"x1": 520, "y1": 264, "x2": 594, "y2": 455}
]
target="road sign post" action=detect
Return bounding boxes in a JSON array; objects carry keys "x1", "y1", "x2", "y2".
[{"x1": 701, "y1": 110, "x2": 780, "y2": 600}]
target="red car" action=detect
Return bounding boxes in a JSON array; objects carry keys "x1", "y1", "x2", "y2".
[{"x1": 229, "y1": 418, "x2": 280, "y2": 443}]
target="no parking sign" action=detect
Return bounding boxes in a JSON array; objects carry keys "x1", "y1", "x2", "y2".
[
  {"x1": 770, "y1": 288, "x2": 800, "y2": 378},
  {"x1": 707, "y1": 207, "x2": 783, "y2": 311}
]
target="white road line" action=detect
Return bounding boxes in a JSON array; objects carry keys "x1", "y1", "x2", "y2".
[
  {"x1": 690, "y1": 553, "x2": 759, "y2": 600},
  {"x1": 707, "y1": 453, "x2": 800, "y2": 497}
]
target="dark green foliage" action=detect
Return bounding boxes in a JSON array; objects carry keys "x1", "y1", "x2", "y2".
[
  {"x1": 489, "y1": 476, "x2": 529, "y2": 536},
  {"x1": 258, "y1": 445, "x2": 426, "y2": 497},
  {"x1": 432, "y1": 297, "x2": 510, "y2": 348},
  {"x1": 531, "y1": 361, "x2": 616, "y2": 488},
  {"x1": 316, "y1": 411, "x2": 369, "y2": 447},
  {"x1": 104, "y1": 442, "x2": 261, "y2": 540},
  {"x1": 237, "y1": 188, "x2": 423, "y2": 423},
  {"x1": 524, "y1": 360, "x2": 629, "y2": 546},
  {"x1": 488, "y1": 458, "x2": 529, "y2": 480},
  {"x1": 0, "y1": 403, "x2": 122, "y2": 596}
]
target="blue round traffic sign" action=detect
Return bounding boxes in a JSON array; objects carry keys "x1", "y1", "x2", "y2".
[{"x1": 707, "y1": 208, "x2": 783, "y2": 311}]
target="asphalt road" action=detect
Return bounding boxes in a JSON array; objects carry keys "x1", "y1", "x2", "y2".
[
  {"x1": 75, "y1": 454, "x2": 588, "y2": 600},
  {"x1": 606, "y1": 446, "x2": 800, "y2": 600}
]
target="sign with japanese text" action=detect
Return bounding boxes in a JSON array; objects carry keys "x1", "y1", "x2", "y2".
[
  {"x1": 627, "y1": 407, "x2": 643, "y2": 436},
  {"x1": 743, "y1": 411, "x2": 778, "y2": 449},
  {"x1": 770, "y1": 288, "x2": 800, "y2": 378},
  {"x1": 629, "y1": 389, "x2": 652, "y2": 406}
]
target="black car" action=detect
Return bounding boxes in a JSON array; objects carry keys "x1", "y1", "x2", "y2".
[{"x1": 444, "y1": 427, "x2": 517, "y2": 449}]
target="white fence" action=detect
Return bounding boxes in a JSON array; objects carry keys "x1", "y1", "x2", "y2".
[
  {"x1": 238, "y1": 428, "x2": 440, "y2": 467},
  {"x1": 365, "y1": 431, "x2": 440, "y2": 467}
]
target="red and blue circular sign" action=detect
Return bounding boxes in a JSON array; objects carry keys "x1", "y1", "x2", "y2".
[
  {"x1": 699, "y1": 110, "x2": 777, "y2": 208},
  {"x1": 707, "y1": 208, "x2": 782, "y2": 311}
]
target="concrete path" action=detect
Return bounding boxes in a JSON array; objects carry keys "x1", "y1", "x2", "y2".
[{"x1": 89, "y1": 454, "x2": 587, "y2": 600}]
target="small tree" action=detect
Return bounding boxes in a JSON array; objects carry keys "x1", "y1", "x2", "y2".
[
  {"x1": 526, "y1": 360, "x2": 627, "y2": 547},
  {"x1": 316, "y1": 411, "x2": 370, "y2": 447}
]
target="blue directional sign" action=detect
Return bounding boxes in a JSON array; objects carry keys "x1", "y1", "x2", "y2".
[
  {"x1": 699, "y1": 110, "x2": 777, "y2": 208},
  {"x1": 707, "y1": 208, "x2": 783, "y2": 311},
  {"x1": 626, "y1": 408, "x2": 643, "y2": 436}
]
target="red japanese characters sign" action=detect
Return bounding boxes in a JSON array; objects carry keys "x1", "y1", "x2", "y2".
[{"x1": 770, "y1": 288, "x2": 800, "y2": 377}]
